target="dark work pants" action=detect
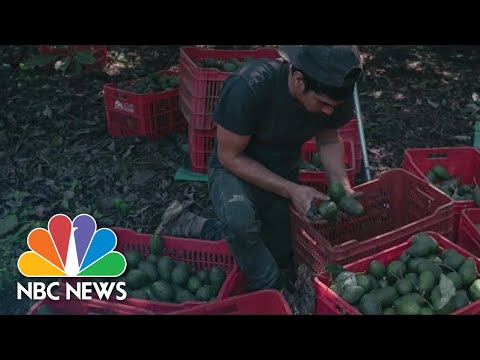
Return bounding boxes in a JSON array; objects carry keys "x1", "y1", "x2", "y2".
[{"x1": 201, "y1": 166, "x2": 294, "y2": 291}]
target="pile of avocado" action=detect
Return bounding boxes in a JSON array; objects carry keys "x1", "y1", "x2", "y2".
[
  {"x1": 425, "y1": 164, "x2": 480, "y2": 204},
  {"x1": 197, "y1": 56, "x2": 254, "y2": 72},
  {"x1": 117, "y1": 234, "x2": 227, "y2": 304},
  {"x1": 116, "y1": 73, "x2": 179, "y2": 94},
  {"x1": 328, "y1": 232, "x2": 480, "y2": 315},
  {"x1": 314, "y1": 181, "x2": 364, "y2": 222}
]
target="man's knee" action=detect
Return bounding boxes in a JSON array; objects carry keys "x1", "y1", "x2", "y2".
[{"x1": 223, "y1": 196, "x2": 261, "y2": 244}]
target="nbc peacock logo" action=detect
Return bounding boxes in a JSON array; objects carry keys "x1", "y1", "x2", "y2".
[{"x1": 17, "y1": 213, "x2": 128, "y2": 301}]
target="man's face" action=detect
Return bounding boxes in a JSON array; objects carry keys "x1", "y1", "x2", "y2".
[
  {"x1": 300, "y1": 90, "x2": 344, "y2": 115},
  {"x1": 291, "y1": 70, "x2": 346, "y2": 115}
]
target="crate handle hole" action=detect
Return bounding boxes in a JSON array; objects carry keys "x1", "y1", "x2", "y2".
[{"x1": 426, "y1": 152, "x2": 448, "y2": 159}]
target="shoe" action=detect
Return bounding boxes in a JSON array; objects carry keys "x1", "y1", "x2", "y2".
[
  {"x1": 166, "y1": 211, "x2": 208, "y2": 238},
  {"x1": 156, "y1": 200, "x2": 207, "y2": 239}
]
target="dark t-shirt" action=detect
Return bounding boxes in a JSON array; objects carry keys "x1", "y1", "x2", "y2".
[{"x1": 208, "y1": 58, "x2": 354, "y2": 179}]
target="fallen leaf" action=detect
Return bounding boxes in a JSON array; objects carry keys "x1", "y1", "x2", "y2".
[
  {"x1": 42, "y1": 105, "x2": 52, "y2": 119},
  {"x1": 428, "y1": 100, "x2": 439, "y2": 108}
]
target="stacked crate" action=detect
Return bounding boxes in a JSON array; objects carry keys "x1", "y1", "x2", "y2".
[
  {"x1": 178, "y1": 46, "x2": 280, "y2": 173},
  {"x1": 103, "y1": 70, "x2": 186, "y2": 139}
]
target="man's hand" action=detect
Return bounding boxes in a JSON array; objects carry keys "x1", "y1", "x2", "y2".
[
  {"x1": 344, "y1": 187, "x2": 364, "y2": 199},
  {"x1": 288, "y1": 184, "x2": 330, "y2": 224}
]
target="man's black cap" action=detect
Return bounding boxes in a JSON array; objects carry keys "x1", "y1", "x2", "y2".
[{"x1": 278, "y1": 45, "x2": 363, "y2": 88}]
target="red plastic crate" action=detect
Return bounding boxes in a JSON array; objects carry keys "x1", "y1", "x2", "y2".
[
  {"x1": 188, "y1": 126, "x2": 217, "y2": 173},
  {"x1": 457, "y1": 208, "x2": 480, "y2": 257},
  {"x1": 291, "y1": 169, "x2": 454, "y2": 275},
  {"x1": 28, "y1": 293, "x2": 155, "y2": 315},
  {"x1": 314, "y1": 231, "x2": 480, "y2": 315},
  {"x1": 170, "y1": 290, "x2": 292, "y2": 315},
  {"x1": 179, "y1": 47, "x2": 281, "y2": 130},
  {"x1": 70, "y1": 227, "x2": 247, "y2": 314},
  {"x1": 338, "y1": 117, "x2": 362, "y2": 174},
  {"x1": 402, "y1": 146, "x2": 480, "y2": 239},
  {"x1": 298, "y1": 140, "x2": 355, "y2": 191},
  {"x1": 37, "y1": 45, "x2": 108, "y2": 70},
  {"x1": 103, "y1": 70, "x2": 186, "y2": 139}
]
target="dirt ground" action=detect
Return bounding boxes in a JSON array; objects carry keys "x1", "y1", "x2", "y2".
[{"x1": 1, "y1": 45, "x2": 479, "y2": 314}]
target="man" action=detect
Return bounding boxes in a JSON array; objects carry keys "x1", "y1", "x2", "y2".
[{"x1": 160, "y1": 45, "x2": 363, "y2": 293}]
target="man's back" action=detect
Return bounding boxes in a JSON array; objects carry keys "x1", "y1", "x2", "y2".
[{"x1": 208, "y1": 57, "x2": 353, "y2": 178}]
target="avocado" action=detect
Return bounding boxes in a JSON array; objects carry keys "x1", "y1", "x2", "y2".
[
  {"x1": 458, "y1": 184, "x2": 475, "y2": 196},
  {"x1": 311, "y1": 153, "x2": 322, "y2": 168},
  {"x1": 438, "y1": 182, "x2": 454, "y2": 196},
  {"x1": 338, "y1": 196, "x2": 364, "y2": 216},
  {"x1": 341, "y1": 285, "x2": 365, "y2": 305},
  {"x1": 418, "y1": 270, "x2": 436, "y2": 294},
  {"x1": 359, "y1": 294, "x2": 382, "y2": 315},
  {"x1": 446, "y1": 271, "x2": 463, "y2": 290},
  {"x1": 406, "y1": 233, "x2": 439, "y2": 257},
  {"x1": 366, "y1": 274, "x2": 379, "y2": 290},
  {"x1": 442, "y1": 253, "x2": 465, "y2": 271},
  {"x1": 393, "y1": 293, "x2": 425, "y2": 313},
  {"x1": 404, "y1": 273, "x2": 419, "y2": 288},
  {"x1": 426, "y1": 254, "x2": 442, "y2": 265},
  {"x1": 400, "y1": 251, "x2": 410, "y2": 263},
  {"x1": 369, "y1": 260, "x2": 386, "y2": 280},
  {"x1": 419, "y1": 307, "x2": 435, "y2": 315},
  {"x1": 439, "y1": 249, "x2": 458, "y2": 260},
  {"x1": 143, "y1": 286, "x2": 156, "y2": 300},
  {"x1": 431, "y1": 165, "x2": 450, "y2": 180},
  {"x1": 407, "y1": 257, "x2": 429, "y2": 273},
  {"x1": 417, "y1": 262, "x2": 442, "y2": 282},
  {"x1": 196, "y1": 269, "x2": 210, "y2": 284},
  {"x1": 378, "y1": 279, "x2": 389, "y2": 289},
  {"x1": 425, "y1": 170, "x2": 438, "y2": 183},
  {"x1": 318, "y1": 201, "x2": 338, "y2": 221},
  {"x1": 138, "y1": 261, "x2": 158, "y2": 282},
  {"x1": 130, "y1": 289, "x2": 149, "y2": 300},
  {"x1": 175, "y1": 288, "x2": 197, "y2": 303},
  {"x1": 196, "y1": 285, "x2": 216, "y2": 301},
  {"x1": 357, "y1": 274, "x2": 375, "y2": 292},
  {"x1": 452, "y1": 290, "x2": 470, "y2": 311},
  {"x1": 209, "y1": 267, "x2": 226, "y2": 288},
  {"x1": 458, "y1": 258, "x2": 477, "y2": 287},
  {"x1": 157, "y1": 256, "x2": 175, "y2": 282},
  {"x1": 382, "y1": 307, "x2": 396, "y2": 315},
  {"x1": 396, "y1": 278, "x2": 414, "y2": 296},
  {"x1": 186, "y1": 276, "x2": 203, "y2": 294},
  {"x1": 146, "y1": 254, "x2": 159, "y2": 264},
  {"x1": 473, "y1": 188, "x2": 480, "y2": 207},
  {"x1": 375, "y1": 286, "x2": 399, "y2": 308},
  {"x1": 223, "y1": 62, "x2": 237, "y2": 72},
  {"x1": 327, "y1": 182, "x2": 346, "y2": 204},
  {"x1": 469, "y1": 279, "x2": 480, "y2": 301},
  {"x1": 171, "y1": 264, "x2": 190, "y2": 286},
  {"x1": 395, "y1": 299, "x2": 422, "y2": 315},
  {"x1": 176, "y1": 262, "x2": 194, "y2": 276},
  {"x1": 125, "y1": 250, "x2": 144, "y2": 269},
  {"x1": 329, "y1": 283, "x2": 343, "y2": 295},
  {"x1": 152, "y1": 280, "x2": 174, "y2": 302},
  {"x1": 125, "y1": 269, "x2": 149, "y2": 290},
  {"x1": 386, "y1": 260, "x2": 407, "y2": 282}
]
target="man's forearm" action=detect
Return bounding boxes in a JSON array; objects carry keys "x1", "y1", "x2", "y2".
[
  {"x1": 316, "y1": 136, "x2": 351, "y2": 190},
  {"x1": 220, "y1": 154, "x2": 296, "y2": 199}
]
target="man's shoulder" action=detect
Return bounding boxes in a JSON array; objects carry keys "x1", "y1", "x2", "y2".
[{"x1": 233, "y1": 57, "x2": 287, "y2": 93}]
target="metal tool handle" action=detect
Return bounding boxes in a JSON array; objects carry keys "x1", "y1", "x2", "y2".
[{"x1": 353, "y1": 83, "x2": 371, "y2": 182}]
